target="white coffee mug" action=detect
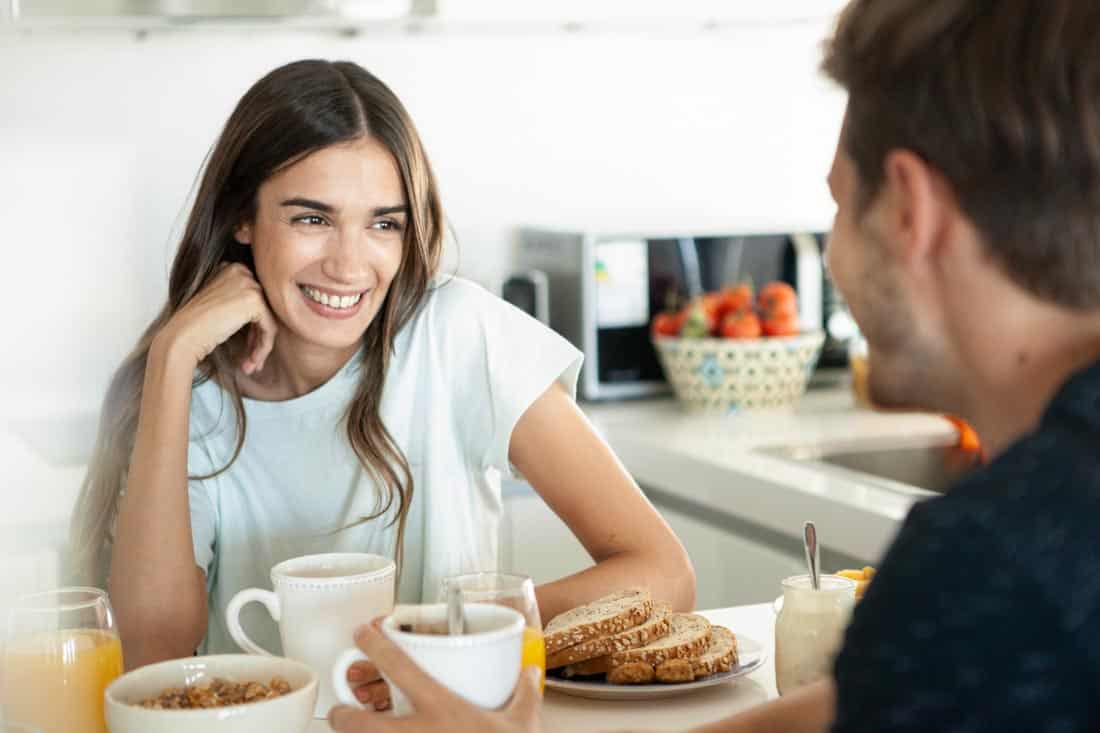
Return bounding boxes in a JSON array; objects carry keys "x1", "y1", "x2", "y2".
[
  {"x1": 226, "y1": 552, "x2": 395, "y2": 718},
  {"x1": 332, "y1": 603, "x2": 524, "y2": 716}
]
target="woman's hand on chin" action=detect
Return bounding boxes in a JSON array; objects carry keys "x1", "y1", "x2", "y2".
[{"x1": 154, "y1": 263, "x2": 278, "y2": 375}]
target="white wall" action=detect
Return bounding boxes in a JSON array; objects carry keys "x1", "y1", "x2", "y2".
[{"x1": 0, "y1": 22, "x2": 844, "y2": 419}]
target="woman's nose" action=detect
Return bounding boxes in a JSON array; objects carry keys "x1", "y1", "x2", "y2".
[{"x1": 323, "y1": 229, "x2": 373, "y2": 283}]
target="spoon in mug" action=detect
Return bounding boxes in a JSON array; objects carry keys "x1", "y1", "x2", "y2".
[{"x1": 446, "y1": 581, "x2": 466, "y2": 635}]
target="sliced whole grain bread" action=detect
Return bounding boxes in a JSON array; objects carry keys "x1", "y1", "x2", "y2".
[
  {"x1": 543, "y1": 589, "x2": 652, "y2": 655},
  {"x1": 561, "y1": 655, "x2": 610, "y2": 677},
  {"x1": 546, "y1": 602, "x2": 672, "y2": 669},
  {"x1": 653, "y1": 625, "x2": 738, "y2": 683},
  {"x1": 607, "y1": 613, "x2": 711, "y2": 672},
  {"x1": 606, "y1": 661, "x2": 656, "y2": 685},
  {"x1": 652, "y1": 658, "x2": 695, "y2": 683},
  {"x1": 691, "y1": 626, "x2": 738, "y2": 678}
]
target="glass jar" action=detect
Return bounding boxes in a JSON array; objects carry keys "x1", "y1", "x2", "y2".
[{"x1": 774, "y1": 574, "x2": 856, "y2": 696}]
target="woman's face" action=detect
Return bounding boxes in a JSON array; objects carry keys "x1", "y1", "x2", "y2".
[{"x1": 236, "y1": 135, "x2": 407, "y2": 355}]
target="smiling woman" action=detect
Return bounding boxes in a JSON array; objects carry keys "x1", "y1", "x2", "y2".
[
  {"x1": 232, "y1": 137, "x2": 410, "y2": 382},
  {"x1": 64, "y1": 58, "x2": 695, "y2": 707}
]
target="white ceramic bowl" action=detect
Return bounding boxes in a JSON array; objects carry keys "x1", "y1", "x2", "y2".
[
  {"x1": 653, "y1": 331, "x2": 826, "y2": 412},
  {"x1": 105, "y1": 654, "x2": 317, "y2": 733}
]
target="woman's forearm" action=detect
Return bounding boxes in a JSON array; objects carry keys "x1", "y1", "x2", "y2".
[
  {"x1": 536, "y1": 544, "x2": 696, "y2": 626},
  {"x1": 109, "y1": 336, "x2": 207, "y2": 669}
]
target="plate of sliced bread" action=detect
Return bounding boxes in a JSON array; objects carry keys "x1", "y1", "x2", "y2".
[{"x1": 543, "y1": 589, "x2": 766, "y2": 701}]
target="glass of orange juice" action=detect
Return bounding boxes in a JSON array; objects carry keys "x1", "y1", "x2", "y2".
[
  {"x1": 439, "y1": 573, "x2": 545, "y2": 692},
  {"x1": 2, "y1": 588, "x2": 123, "y2": 733}
]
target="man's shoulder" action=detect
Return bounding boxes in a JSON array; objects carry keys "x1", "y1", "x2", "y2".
[
  {"x1": 944, "y1": 412, "x2": 1100, "y2": 517},
  {"x1": 832, "y1": 419, "x2": 1100, "y2": 731},
  {"x1": 877, "y1": 417, "x2": 1100, "y2": 632}
]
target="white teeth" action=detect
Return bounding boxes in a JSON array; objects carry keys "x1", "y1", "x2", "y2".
[{"x1": 301, "y1": 286, "x2": 362, "y2": 310}]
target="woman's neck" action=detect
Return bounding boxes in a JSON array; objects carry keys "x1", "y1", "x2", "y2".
[{"x1": 237, "y1": 334, "x2": 361, "y2": 401}]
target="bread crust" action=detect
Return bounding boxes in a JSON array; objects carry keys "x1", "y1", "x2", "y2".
[
  {"x1": 608, "y1": 613, "x2": 711, "y2": 669},
  {"x1": 546, "y1": 603, "x2": 672, "y2": 669},
  {"x1": 654, "y1": 658, "x2": 695, "y2": 683},
  {"x1": 606, "y1": 662, "x2": 655, "y2": 685},
  {"x1": 561, "y1": 656, "x2": 609, "y2": 677},
  {"x1": 544, "y1": 589, "x2": 652, "y2": 655},
  {"x1": 691, "y1": 626, "x2": 737, "y2": 678}
]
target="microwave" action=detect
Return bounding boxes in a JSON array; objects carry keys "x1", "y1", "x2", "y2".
[{"x1": 506, "y1": 227, "x2": 854, "y2": 401}]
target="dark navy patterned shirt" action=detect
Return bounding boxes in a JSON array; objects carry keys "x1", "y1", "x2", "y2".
[{"x1": 831, "y1": 359, "x2": 1100, "y2": 732}]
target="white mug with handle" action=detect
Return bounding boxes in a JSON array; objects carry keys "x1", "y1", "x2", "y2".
[
  {"x1": 331, "y1": 602, "x2": 525, "y2": 716},
  {"x1": 226, "y1": 552, "x2": 395, "y2": 718}
]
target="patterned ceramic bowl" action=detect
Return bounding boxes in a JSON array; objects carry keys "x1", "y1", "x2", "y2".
[{"x1": 653, "y1": 331, "x2": 825, "y2": 412}]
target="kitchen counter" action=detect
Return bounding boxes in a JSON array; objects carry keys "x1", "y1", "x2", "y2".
[
  {"x1": 580, "y1": 387, "x2": 957, "y2": 563},
  {"x1": 307, "y1": 602, "x2": 779, "y2": 733}
]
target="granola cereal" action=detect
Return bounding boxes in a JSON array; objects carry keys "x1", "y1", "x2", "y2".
[{"x1": 137, "y1": 676, "x2": 292, "y2": 709}]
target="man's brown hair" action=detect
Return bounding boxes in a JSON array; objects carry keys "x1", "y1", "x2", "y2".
[{"x1": 822, "y1": 0, "x2": 1100, "y2": 308}]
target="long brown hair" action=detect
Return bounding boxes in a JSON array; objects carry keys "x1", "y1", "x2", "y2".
[{"x1": 68, "y1": 59, "x2": 444, "y2": 587}]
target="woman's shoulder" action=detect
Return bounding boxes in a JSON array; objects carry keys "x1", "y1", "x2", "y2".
[
  {"x1": 406, "y1": 275, "x2": 503, "y2": 340},
  {"x1": 421, "y1": 275, "x2": 497, "y2": 313}
]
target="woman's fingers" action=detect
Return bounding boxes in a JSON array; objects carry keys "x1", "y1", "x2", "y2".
[
  {"x1": 347, "y1": 659, "x2": 382, "y2": 684},
  {"x1": 355, "y1": 679, "x2": 391, "y2": 710},
  {"x1": 246, "y1": 301, "x2": 277, "y2": 374}
]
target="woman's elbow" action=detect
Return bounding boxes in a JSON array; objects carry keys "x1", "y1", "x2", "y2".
[{"x1": 660, "y1": 540, "x2": 696, "y2": 612}]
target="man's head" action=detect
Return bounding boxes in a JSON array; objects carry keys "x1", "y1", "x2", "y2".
[{"x1": 821, "y1": 0, "x2": 1100, "y2": 410}]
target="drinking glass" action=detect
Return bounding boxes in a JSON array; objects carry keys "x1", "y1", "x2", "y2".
[
  {"x1": 2, "y1": 588, "x2": 123, "y2": 733},
  {"x1": 439, "y1": 572, "x2": 545, "y2": 692}
]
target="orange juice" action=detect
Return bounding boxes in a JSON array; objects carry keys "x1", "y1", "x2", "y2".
[
  {"x1": 521, "y1": 627, "x2": 546, "y2": 692},
  {"x1": 2, "y1": 628, "x2": 123, "y2": 733},
  {"x1": 850, "y1": 351, "x2": 872, "y2": 407}
]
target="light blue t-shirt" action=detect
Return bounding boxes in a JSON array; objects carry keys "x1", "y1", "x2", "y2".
[{"x1": 186, "y1": 277, "x2": 582, "y2": 655}]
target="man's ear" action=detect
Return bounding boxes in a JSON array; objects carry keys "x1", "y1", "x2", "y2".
[
  {"x1": 234, "y1": 221, "x2": 253, "y2": 246},
  {"x1": 879, "y1": 150, "x2": 953, "y2": 267}
]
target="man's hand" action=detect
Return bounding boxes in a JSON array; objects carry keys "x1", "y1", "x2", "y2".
[{"x1": 328, "y1": 618, "x2": 542, "y2": 733}]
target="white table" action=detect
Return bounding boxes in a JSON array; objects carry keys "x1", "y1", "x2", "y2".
[{"x1": 308, "y1": 603, "x2": 777, "y2": 733}]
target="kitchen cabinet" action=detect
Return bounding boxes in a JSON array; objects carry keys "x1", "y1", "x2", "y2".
[{"x1": 655, "y1": 497, "x2": 806, "y2": 609}]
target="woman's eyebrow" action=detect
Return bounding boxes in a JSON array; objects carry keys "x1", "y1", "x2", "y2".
[
  {"x1": 373, "y1": 205, "x2": 410, "y2": 216},
  {"x1": 279, "y1": 198, "x2": 408, "y2": 217},
  {"x1": 280, "y1": 196, "x2": 334, "y2": 213}
]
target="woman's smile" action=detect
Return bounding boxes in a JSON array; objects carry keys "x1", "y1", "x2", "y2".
[{"x1": 298, "y1": 283, "x2": 369, "y2": 320}]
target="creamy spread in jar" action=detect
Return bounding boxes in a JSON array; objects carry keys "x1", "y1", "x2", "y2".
[{"x1": 774, "y1": 574, "x2": 856, "y2": 696}]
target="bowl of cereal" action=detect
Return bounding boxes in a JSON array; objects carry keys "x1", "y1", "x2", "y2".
[{"x1": 105, "y1": 654, "x2": 317, "y2": 733}]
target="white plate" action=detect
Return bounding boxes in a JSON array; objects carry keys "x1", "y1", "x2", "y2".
[{"x1": 544, "y1": 633, "x2": 767, "y2": 701}]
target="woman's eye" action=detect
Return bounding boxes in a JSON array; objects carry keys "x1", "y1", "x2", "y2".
[
  {"x1": 372, "y1": 219, "x2": 403, "y2": 232},
  {"x1": 293, "y1": 214, "x2": 329, "y2": 226}
]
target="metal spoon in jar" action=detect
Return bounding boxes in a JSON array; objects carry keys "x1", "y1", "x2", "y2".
[{"x1": 803, "y1": 520, "x2": 821, "y2": 591}]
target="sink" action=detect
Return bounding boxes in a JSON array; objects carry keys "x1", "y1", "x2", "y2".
[{"x1": 762, "y1": 440, "x2": 980, "y2": 495}]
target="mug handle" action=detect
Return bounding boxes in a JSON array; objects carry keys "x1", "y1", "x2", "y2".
[
  {"x1": 226, "y1": 588, "x2": 280, "y2": 656},
  {"x1": 332, "y1": 648, "x2": 371, "y2": 708}
]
